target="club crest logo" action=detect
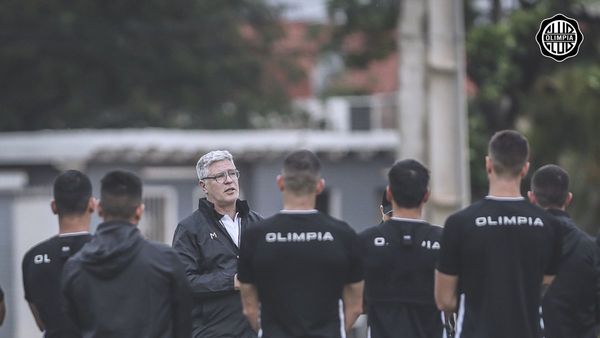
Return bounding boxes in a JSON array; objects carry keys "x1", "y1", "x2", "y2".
[{"x1": 536, "y1": 13, "x2": 583, "y2": 62}]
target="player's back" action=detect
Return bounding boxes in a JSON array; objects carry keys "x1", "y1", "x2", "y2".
[
  {"x1": 22, "y1": 233, "x2": 91, "y2": 338},
  {"x1": 438, "y1": 197, "x2": 561, "y2": 338},
  {"x1": 360, "y1": 218, "x2": 443, "y2": 338},
  {"x1": 240, "y1": 211, "x2": 362, "y2": 338},
  {"x1": 62, "y1": 221, "x2": 191, "y2": 338}
]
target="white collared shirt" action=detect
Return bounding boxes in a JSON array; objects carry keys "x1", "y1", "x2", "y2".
[{"x1": 221, "y1": 213, "x2": 240, "y2": 247}]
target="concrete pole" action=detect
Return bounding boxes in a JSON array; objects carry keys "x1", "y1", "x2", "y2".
[
  {"x1": 397, "y1": 0, "x2": 427, "y2": 163},
  {"x1": 426, "y1": 0, "x2": 471, "y2": 225}
]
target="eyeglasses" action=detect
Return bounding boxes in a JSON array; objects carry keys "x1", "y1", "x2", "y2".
[{"x1": 202, "y1": 169, "x2": 240, "y2": 184}]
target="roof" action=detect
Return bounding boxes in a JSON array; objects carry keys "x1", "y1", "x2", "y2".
[{"x1": 0, "y1": 129, "x2": 399, "y2": 166}]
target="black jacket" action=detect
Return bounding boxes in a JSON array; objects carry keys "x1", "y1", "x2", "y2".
[
  {"x1": 172, "y1": 198, "x2": 262, "y2": 338},
  {"x1": 62, "y1": 221, "x2": 192, "y2": 338},
  {"x1": 542, "y1": 209, "x2": 600, "y2": 338}
]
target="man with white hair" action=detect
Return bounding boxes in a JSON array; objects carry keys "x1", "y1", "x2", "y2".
[{"x1": 172, "y1": 150, "x2": 262, "y2": 338}]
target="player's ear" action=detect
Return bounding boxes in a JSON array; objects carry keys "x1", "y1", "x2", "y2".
[
  {"x1": 133, "y1": 203, "x2": 144, "y2": 223},
  {"x1": 87, "y1": 197, "x2": 96, "y2": 213},
  {"x1": 564, "y1": 192, "x2": 573, "y2": 207},
  {"x1": 422, "y1": 189, "x2": 430, "y2": 204},
  {"x1": 50, "y1": 200, "x2": 58, "y2": 215},
  {"x1": 385, "y1": 186, "x2": 393, "y2": 204},
  {"x1": 315, "y1": 178, "x2": 325, "y2": 194},
  {"x1": 520, "y1": 161, "x2": 530, "y2": 178},
  {"x1": 527, "y1": 191, "x2": 536, "y2": 204},
  {"x1": 485, "y1": 156, "x2": 493, "y2": 175},
  {"x1": 276, "y1": 175, "x2": 285, "y2": 192}
]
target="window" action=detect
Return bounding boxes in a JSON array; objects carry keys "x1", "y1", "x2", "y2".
[
  {"x1": 350, "y1": 106, "x2": 371, "y2": 130},
  {"x1": 316, "y1": 188, "x2": 341, "y2": 218},
  {"x1": 138, "y1": 186, "x2": 178, "y2": 244}
]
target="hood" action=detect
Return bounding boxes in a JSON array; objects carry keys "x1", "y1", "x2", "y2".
[
  {"x1": 78, "y1": 220, "x2": 144, "y2": 279},
  {"x1": 546, "y1": 208, "x2": 570, "y2": 220}
]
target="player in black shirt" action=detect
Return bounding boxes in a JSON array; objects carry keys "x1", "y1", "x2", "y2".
[
  {"x1": 238, "y1": 150, "x2": 364, "y2": 338},
  {"x1": 435, "y1": 130, "x2": 561, "y2": 338},
  {"x1": 360, "y1": 159, "x2": 445, "y2": 338},
  {"x1": 528, "y1": 164, "x2": 600, "y2": 338},
  {"x1": 22, "y1": 170, "x2": 94, "y2": 338}
]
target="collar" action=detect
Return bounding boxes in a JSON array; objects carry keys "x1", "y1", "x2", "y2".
[
  {"x1": 279, "y1": 209, "x2": 318, "y2": 214},
  {"x1": 390, "y1": 217, "x2": 427, "y2": 223},
  {"x1": 485, "y1": 195, "x2": 525, "y2": 201},
  {"x1": 546, "y1": 208, "x2": 570, "y2": 218},
  {"x1": 221, "y1": 212, "x2": 240, "y2": 222},
  {"x1": 198, "y1": 198, "x2": 250, "y2": 218},
  {"x1": 58, "y1": 231, "x2": 90, "y2": 237}
]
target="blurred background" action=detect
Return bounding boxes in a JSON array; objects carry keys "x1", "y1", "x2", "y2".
[{"x1": 0, "y1": 0, "x2": 599, "y2": 336}]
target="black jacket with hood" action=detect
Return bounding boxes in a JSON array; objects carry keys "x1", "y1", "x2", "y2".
[
  {"x1": 62, "y1": 221, "x2": 192, "y2": 338},
  {"x1": 172, "y1": 198, "x2": 262, "y2": 338}
]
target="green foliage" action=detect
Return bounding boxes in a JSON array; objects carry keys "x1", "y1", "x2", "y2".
[
  {"x1": 466, "y1": 4, "x2": 549, "y2": 198},
  {"x1": 467, "y1": 0, "x2": 600, "y2": 231},
  {"x1": 0, "y1": 0, "x2": 291, "y2": 130},
  {"x1": 526, "y1": 64, "x2": 600, "y2": 232},
  {"x1": 326, "y1": 0, "x2": 399, "y2": 68},
  {"x1": 319, "y1": 0, "x2": 600, "y2": 228}
]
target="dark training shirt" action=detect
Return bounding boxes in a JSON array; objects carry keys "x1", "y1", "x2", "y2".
[
  {"x1": 437, "y1": 197, "x2": 561, "y2": 338},
  {"x1": 360, "y1": 218, "x2": 444, "y2": 338},
  {"x1": 238, "y1": 211, "x2": 363, "y2": 338},
  {"x1": 542, "y1": 209, "x2": 600, "y2": 338},
  {"x1": 22, "y1": 233, "x2": 91, "y2": 338}
]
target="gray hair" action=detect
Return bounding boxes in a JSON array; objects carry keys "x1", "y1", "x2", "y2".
[{"x1": 196, "y1": 150, "x2": 235, "y2": 181}]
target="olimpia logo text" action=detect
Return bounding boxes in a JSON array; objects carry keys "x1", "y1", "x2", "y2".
[
  {"x1": 536, "y1": 13, "x2": 584, "y2": 62},
  {"x1": 265, "y1": 232, "x2": 334, "y2": 242}
]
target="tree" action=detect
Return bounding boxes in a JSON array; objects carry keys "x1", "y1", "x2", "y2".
[
  {"x1": 326, "y1": 0, "x2": 399, "y2": 68},
  {"x1": 327, "y1": 0, "x2": 600, "y2": 231},
  {"x1": 0, "y1": 0, "x2": 292, "y2": 130},
  {"x1": 526, "y1": 65, "x2": 600, "y2": 233},
  {"x1": 466, "y1": 0, "x2": 600, "y2": 232}
]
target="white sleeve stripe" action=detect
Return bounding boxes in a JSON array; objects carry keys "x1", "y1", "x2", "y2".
[
  {"x1": 441, "y1": 312, "x2": 447, "y2": 338},
  {"x1": 456, "y1": 293, "x2": 466, "y2": 338},
  {"x1": 339, "y1": 299, "x2": 346, "y2": 338}
]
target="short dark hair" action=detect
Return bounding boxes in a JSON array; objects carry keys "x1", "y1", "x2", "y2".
[
  {"x1": 282, "y1": 150, "x2": 321, "y2": 195},
  {"x1": 488, "y1": 130, "x2": 529, "y2": 177},
  {"x1": 53, "y1": 170, "x2": 92, "y2": 217},
  {"x1": 388, "y1": 159, "x2": 430, "y2": 208},
  {"x1": 531, "y1": 164, "x2": 569, "y2": 208},
  {"x1": 100, "y1": 170, "x2": 142, "y2": 220}
]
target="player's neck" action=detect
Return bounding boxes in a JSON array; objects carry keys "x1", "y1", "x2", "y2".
[
  {"x1": 391, "y1": 207, "x2": 422, "y2": 220},
  {"x1": 282, "y1": 192, "x2": 316, "y2": 211},
  {"x1": 58, "y1": 214, "x2": 91, "y2": 235},
  {"x1": 488, "y1": 176, "x2": 522, "y2": 198}
]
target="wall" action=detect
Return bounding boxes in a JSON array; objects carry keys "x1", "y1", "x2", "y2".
[
  {"x1": 9, "y1": 191, "x2": 55, "y2": 338},
  {"x1": 0, "y1": 192, "x2": 15, "y2": 338}
]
